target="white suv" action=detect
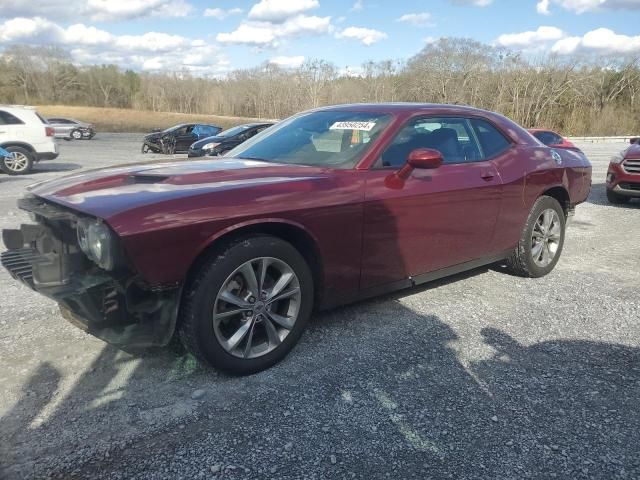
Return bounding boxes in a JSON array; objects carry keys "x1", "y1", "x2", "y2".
[{"x1": 0, "y1": 105, "x2": 59, "y2": 175}]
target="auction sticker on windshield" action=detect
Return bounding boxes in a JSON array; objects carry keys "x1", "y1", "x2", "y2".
[{"x1": 330, "y1": 121, "x2": 376, "y2": 131}]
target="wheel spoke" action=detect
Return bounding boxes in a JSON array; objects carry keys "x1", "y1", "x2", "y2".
[
  {"x1": 224, "y1": 320, "x2": 252, "y2": 351},
  {"x1": 257, "y1": 258, "x2": 269, "y2": 292},
  {"x1": 542, "y1": 210, "x2": 552, "y2": 232},
  {"x1": 243, "y1": 320, "x2": 256, "y2": 358},
  {"x1": 239, "y1": 262, "x2": 259, "y2": 297},
  {"x1": 266, "y1": 311, "x2": 295, "y2": 330},
  {"x1": 267, "y1": 287, "x2": 301, "y2": 306},
  {"x1": 268, "y1": 270, "x2": 294, "y2": 301},
  {"x1": 219, "y1": 290, "x2": 252, "y2": 309},
  {"x1": 531, "y1": 241, "x2": 544, "y2": 260},
  {"x1": 215, "y1": 307, "x2": 249, "y2": 320},
  {"x1": 263, "y1": 316, "x2": 282, "y2": 347},
  {"x1": 540, "y1": 242, "x2": 550, "y2": 265}
]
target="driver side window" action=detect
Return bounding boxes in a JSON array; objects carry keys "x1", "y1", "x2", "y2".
[{"x1": 380, "y1": 117, "x2": 482, "y2": 168}]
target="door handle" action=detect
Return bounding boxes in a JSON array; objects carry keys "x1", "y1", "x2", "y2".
[{"x1": 480, "y1": 171, "x2": 495, "y2": 180}]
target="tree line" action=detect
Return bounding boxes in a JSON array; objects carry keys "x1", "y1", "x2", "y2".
[{"x1": 1, "y1": 40, "x2": 639, "y2": 135}]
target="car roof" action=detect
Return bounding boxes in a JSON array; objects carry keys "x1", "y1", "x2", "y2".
[{"x1": 313, "y1": 102, "x2": 496, "y2": 115}]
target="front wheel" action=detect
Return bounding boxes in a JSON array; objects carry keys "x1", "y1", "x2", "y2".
[
  {"x1": 71, "y1": 129, "x2": 83, "y2": 140},
  {"x1": 1, "y1": 147, "x2": 34, "y2": 175},
  {"x1": 506, "y1": 196, "x2": 566, "y2": 278},
  {"x1": 178, "y1": 235, "x2": 313, "y2": 374}
]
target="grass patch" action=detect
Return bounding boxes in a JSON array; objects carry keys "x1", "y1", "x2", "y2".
[{"x1": 36, "y1": 106, "x2": 268, "y2": 133}]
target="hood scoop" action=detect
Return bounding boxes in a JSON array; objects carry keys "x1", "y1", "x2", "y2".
[{"x1": 129, "y1": 174, "x2": 170, "y2": 184}]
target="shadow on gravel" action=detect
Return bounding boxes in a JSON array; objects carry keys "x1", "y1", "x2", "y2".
[
  {"x1": 33, "y1": 163, "x2": 82, "y2": 174},
  {"x1": 3, "y1": 305, "x2": 639, "y2": 479}
]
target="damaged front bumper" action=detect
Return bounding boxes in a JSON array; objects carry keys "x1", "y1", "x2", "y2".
[{"x1": 1, "y1": 197, "x2": 180, "y2": 348}]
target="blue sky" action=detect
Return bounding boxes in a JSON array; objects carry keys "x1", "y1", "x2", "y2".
[{"x1": 0, "y1": 0, "x2": 639, "y2": 75}]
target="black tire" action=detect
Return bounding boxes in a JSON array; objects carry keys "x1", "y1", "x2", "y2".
[
  {"x1": 1, "y1": 146, "x2": 34, "y2": 175},
  {"x1": 506, "y1": 195, "x2": 566, "y2": 278},
  {"x1": 606, "y1": 188, "x2": 630, "y2": 204},
  {"x1": 178, "y1": 235, "x2": 314, "y2": 374}
]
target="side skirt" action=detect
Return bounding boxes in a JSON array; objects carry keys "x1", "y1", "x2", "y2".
[{"x1": 319, "y1": 250, "x2": 511, "y2": 310}]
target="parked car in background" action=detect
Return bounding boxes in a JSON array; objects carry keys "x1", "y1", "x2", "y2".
[
  {"x1": 528, "y1": 128, "x2": 580, "y2": 151},
  {"x1": 47, "y1": 117, "x2": 95, "y2": 140},
  {"x1": 141, "y1": 123, "x2": 222, "y2": 154},
  {"x1": 188, "y1": 123, "x2": 274, "y2": 158},
  {"x1": 0, "y1": 105, "x2": 58, "y2": 175},
  {"x1": 1, "y1": 103, "x2": 591, "y2": 374},
  {"x1": 606, "y1": 142, "x2": 640, "y2": 204}
]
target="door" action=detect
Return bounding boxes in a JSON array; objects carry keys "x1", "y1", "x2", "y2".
[
  {"x1": 174, "y1": 125, "x2": 197, "y2": 151},
  {"x1": 360, "y1": 116, "x2": 503, "y2": 290}
]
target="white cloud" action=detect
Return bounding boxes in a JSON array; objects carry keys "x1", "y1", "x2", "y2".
[
  {"x1": 248, "y1": 0, "x2": 319, "y2": 22},
  {"x1": 450, "y1": 0, "x2": 493, "y2": 6},
  {"x1": 216, "y1": 15, "x2": 331, "y2": 47},
  {"x1": 496, "y1": 26, "x2": 565, "y2": 48},
  {"x1": 537, "y1": 0, "x2": 551, "y2": 14},
  {"x1": 0, "y1": 17, "x2": 229, "y2": 75},
  {"x1": 0, "y1": 0, "x2": 194, "y2": 22},
  {"x1": 335, "y1": 26, "x2": 387, "y2": 46},
  {"x1": 203, "y1": 7, "x2": 243, "y2": 19},
  {"x1": 269, "y1": 55, "x2": 305, "y2": 67},
  {"x1": 396, "y1": 13, "x2": 434, "y2": 27},
  {"x1": 350, "y1": 0, "x2": 364, "y2": 11},
  {"x1": 540, "y1": 0, "x2": 640, "y2": 14},
  {"x1": 551, "y1": 28, "x2": 640, "y2": 54}
]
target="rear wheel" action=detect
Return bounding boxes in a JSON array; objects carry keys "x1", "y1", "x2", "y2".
[
  {"x1": 1, "y1": 147, "x2": 34, "y2": 175},
  {"x1": 606, "y1": 188, "x2": 630, "y2": 204},
  {"x1": 178, "y1": 235, "x2": 313, "y2": 374},
  {"x1": 506, "y1": 196, "x2": 565, "y2": 278}
]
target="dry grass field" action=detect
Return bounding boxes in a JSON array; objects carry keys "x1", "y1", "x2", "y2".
[{"x1": 36, "y1": 105, "x2": 268, "y2": 132}]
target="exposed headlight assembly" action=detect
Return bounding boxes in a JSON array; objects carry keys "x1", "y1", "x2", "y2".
[
  {"x1": 77, "y1": 218, "x2": 118, "y2": 270},
  {"x1": 202, "y1": 142, "x2": 220, "y2": 150}
]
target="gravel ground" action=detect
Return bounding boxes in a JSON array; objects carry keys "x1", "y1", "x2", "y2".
[{"x1": 1, "y1": 135, "x2": 639, "y2": 480}]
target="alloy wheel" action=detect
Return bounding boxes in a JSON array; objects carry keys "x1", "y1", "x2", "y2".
[
  {"x1": 213, "y1": 257, "x2": 301, "y2": 359},
  {"x1": 3, "y1": 152, "x2": 29, "y2": 173},
  {"x1": 531, "y1": 208, "x2": 561, "y2": 267}
]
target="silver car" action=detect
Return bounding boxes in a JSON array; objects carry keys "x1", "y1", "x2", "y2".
[{"x1": 46, "y1": 117, "x2": 95, "y2": 140}]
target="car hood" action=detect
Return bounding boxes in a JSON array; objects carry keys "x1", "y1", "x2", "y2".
[
  {"x1": 27, "y1": 158, "x2": 329, "y2": 221},
  {"x1": 625, "y1": 144, "x2": 640, "y2": 160}
]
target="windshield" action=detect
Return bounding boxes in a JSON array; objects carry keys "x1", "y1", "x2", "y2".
[
  {"x1": 227, "y1": 111, "x2": 392, "y2": 168},
  {"x1": 218, "y1": 125, "x2": 253, "y2": 138}
]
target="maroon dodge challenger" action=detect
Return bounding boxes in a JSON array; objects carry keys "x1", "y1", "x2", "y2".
[{"x1": 1, "y1": 104, "x2": 592, "y2": 373}]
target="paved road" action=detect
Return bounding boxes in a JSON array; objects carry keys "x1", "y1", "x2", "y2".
[{"x1": 1, "y1": 137, "x2": 639, "y2": 479}]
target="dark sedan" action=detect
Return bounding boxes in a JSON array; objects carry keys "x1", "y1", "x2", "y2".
[
  {"x1": 2, "y1": 103, "x2": 591, "y2": 374},
  {"x1": 142, "y1": 123, "x2": 222, "y2": 154},
  {"x1": 188, "y1": 123, "x2": 274, "y2": 157}
]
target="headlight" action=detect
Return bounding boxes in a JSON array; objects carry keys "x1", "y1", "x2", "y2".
[
  {"x1": 202, "y1": 142, "x2": 220, "y2": 150},
  {"x1": 610, "y1": 149, "x2": 627, "y2": 164},
  {"x1": 77, "y1": 219, "x2": 117, "y2": 270}
]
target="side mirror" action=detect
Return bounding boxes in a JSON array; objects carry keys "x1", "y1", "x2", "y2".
[
  {"x1": 407, "y1": 148, "x2": 443, "y2": 170},
  {"x1": 386, "y1": 148, "x2": 443, "y2": 189}
]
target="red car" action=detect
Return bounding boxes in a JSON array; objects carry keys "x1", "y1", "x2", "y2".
[
  {"x1": 1, "y1": 104, "x2": 592, "y2": 373},
  {"x1": 606, "y1": 140, "x2": 640, "y2": 204},
  {"x1": 528, "y1": 128, "x2": 580, "y2": 151}
]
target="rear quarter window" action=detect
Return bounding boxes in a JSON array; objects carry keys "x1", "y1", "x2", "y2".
[
  {"x1": 470, "y1": 118, "x2": 512, "y2": 158},
  {"x1": 0, "y1": 110, "x2": 25, "y2": 125}
]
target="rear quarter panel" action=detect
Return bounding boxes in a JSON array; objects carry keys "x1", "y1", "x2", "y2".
[{"x1": 492, "y1": 145, "x2": 591, "y2": 252}]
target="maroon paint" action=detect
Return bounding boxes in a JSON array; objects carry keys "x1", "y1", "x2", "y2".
[{"x1": 27, "y1": 104, "x2": 592, "y2": 308}]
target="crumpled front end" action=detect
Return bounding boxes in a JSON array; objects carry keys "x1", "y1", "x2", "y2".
[{"x1": 1, "y1": 196, "x2": 180, "y2": 348}]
